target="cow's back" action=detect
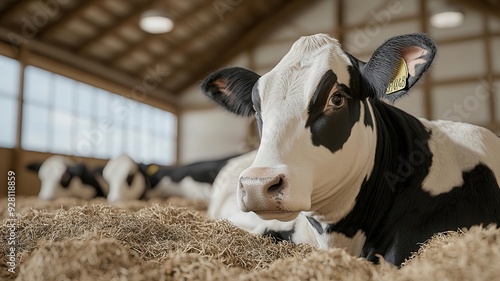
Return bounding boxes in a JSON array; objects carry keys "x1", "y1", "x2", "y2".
[{"x1": 419, "y1": 118, "x2": 500, "y2": 196}]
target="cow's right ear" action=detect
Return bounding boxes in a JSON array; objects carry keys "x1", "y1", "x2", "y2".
[
  {"x1": 26, "y1": 163, "x2": 42, "y2": 173},
  {"x1": 200, "y1": 67, "x2": 260, "y2": 117}
]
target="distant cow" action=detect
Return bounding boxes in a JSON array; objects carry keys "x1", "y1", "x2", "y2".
[
  {"x1": 27, "y1": 155, "x2": 108, "y2": 200},
  {"x1": 103, "y1": 154, "x2": 240, "y2": 202},
  {"x1": 201, "y1": 33, "x2": 500, "y2": 266}
]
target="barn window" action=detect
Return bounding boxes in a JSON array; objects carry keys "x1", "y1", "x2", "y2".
[
  {"x1": 0, "y1": 55, "x2": 20, "y2": 148},
  {"x1": 21, "y1": 66, "x2": 176, "y2": 165}
]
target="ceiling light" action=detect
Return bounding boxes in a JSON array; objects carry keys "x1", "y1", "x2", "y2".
[
  {"x1": 140, "y1": 9, "x2": 174, "y2": 34},
  {"x1": 429, "y1": 1, "x2": 465, "y2": 29},
  {"x1": 430, "y1": 11, "x2": 464, "y2": 28}
]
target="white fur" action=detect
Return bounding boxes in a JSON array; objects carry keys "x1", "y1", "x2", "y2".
[
  {"x1": 37, "y1": 155, "x2": 97, "y2": 200},
  {"x1": 419, "y1": 119, "x2": 500, "y2": 195},
  {"x1": 103, "y1": 154, "x2": 145, "y2": 202}
]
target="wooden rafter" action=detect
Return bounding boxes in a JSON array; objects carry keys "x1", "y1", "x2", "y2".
[
  {"x1": 170, "y1": 0, "x2": 318, "y2": 93},
  {"x1": 36, "y1": 0, "x2": 101, "y2": 39},
  {"x1": 76, "y1": 0, "x2": 156, "y2": 55},
  {"x1": 134, "y1": 0, "x2": 261, "y2": 78},
  {"x1": 0, "y1": 0, "x2": 31, "y2": 23},
  {"x1": 108, "y1": 0, "x2": 212, "y2": 67}
]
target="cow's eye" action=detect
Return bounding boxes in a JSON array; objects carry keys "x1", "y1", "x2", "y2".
[
  {"x1": 126, "y1": 174, "x2": 134, "y2": 186},
  {"x1": 329, "y1": 93, "x2": 345, "y2": 108}
]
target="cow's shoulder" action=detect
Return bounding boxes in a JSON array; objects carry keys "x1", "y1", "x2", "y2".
[{"x1": 418, "y1": 118, "x2": 500, "y2": 195}]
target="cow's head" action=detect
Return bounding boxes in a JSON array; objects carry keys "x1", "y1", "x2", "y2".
[
  {"x1": 201, "y1": 33, "x2": 436, "y2": 222},
  {"x1": 27, "y1": 155, "x2": 98, "y2": 200},
  {"x1": 103, "y1": 154, "x2": 160, "y2": 202}
]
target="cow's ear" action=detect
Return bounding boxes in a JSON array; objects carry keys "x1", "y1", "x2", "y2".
[
  {"x1": 200, "y1": 67, "x2": 260, "y2": 117},
  {"x1": 362, "y1": 33, "x2": 436, "y2": 101},
  {"x1": 26, "y1": 162, "x2": 42, "y2": 172}
]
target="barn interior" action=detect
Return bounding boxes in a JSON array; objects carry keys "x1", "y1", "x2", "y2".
[{"x1": 0, "y1": 0, "x2": 499, "y2": 195}]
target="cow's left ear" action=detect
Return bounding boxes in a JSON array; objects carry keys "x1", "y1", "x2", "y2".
[{"x1": 362, "y1": 33, "x2": 436, "y2": 101}]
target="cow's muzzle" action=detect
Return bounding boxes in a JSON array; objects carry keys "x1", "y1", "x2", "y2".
[{"x1": 238, "y1": 167, "x2": 303, "y2": 221}]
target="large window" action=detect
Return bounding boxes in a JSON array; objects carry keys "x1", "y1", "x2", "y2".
[
  {"x1": 0, "y1": 55, "x2": 20, "y2": 148},
  {"x1": 21, "y1": 66, "x2": 176, "y2": 165}
]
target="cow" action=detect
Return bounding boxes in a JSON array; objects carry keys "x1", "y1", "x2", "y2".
[
  {"x1": 200, "y1": 33, "x2": 500, "y2": 266},
  {"x1": 103, "y1": 154, "x2": 240, "y2": 202},
  {"x1": 27, "y1": 155, "x2": 108, "y2": 200}
]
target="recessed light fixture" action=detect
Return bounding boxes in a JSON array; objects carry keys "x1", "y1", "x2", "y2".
[
  {"x1": 140, "y1": 9, "x2": 174, "y2": 34},
  {"x1": 429, "y1": 1, "x2": 465, "y2": 29},
  {"x1": 430, "y1": 10, "x2": 464, "y2": 28}
]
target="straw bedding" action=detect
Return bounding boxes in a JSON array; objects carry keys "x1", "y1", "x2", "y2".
[{"x1": 1, "y1": 196, "x2": 499, "y2": 280}]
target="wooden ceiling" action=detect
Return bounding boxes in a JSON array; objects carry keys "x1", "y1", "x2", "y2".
[{"x1": 0, "y1": 0, "x2": 314, "y2": 105}]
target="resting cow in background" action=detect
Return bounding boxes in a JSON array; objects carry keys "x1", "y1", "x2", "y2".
[
  {"x1": 103, "y1": 154, "x2": 240, "y2": 202},
  {"x1": 27, "y1": 155, "x2": 108, "y2": 200},
  {"x1": 201, "y1": 33, "x2": 500, "y2": 266}
]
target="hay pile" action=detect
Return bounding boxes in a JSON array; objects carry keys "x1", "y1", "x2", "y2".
[{"x1": 1, "y1": 197, "x2": 499, "y2": 280}]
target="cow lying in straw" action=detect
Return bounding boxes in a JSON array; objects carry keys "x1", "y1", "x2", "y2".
[{"x1": 201, "y1": 33, "x2": 500, "y2": 266}]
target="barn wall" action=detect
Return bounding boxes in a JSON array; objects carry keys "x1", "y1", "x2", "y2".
[{"x1": 178, "y1": 108, "x2": 250, "y2": 164}]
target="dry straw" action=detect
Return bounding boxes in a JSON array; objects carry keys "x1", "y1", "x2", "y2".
[{"x1": 1, "y1": 197, "x2": 499, "y2": 281}]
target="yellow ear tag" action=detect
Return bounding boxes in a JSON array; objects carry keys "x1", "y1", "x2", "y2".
[
  {"x1": 385, "y1": 59, "x2": 408, "y2": 95},
  {"x1": 146, "y1": 164, "x2": 159, "y2": 176}
]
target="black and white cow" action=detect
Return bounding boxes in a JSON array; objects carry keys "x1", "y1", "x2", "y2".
[
  {"x1": 103, "y1": 154, "x2": 240, "y2": 202},
  {"x1": 201, "y1": 33, "x2": 500, "y2": 266},
  {"x1": 27, "y1": 155, "x2": 108, "y2": 200}
]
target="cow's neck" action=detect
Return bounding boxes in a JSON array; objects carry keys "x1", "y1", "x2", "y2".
[{"x1": 327, "y1": 99, "x2": 432, "y2": 239}]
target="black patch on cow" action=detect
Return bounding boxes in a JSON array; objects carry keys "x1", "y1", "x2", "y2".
[
  {"x1": 306, "y1": 216, "x2": 324, "y2": 235},
  {"x1": 164, "y1": 154, "x2": 238, "y2": 184},
  {"x1": 62, "y1": 164, "x2": 106, "y2": 197},
  {"x1": 306, "y1": 70, "x2": 361, "y2": 153},
  {"x1": 137, "y1": 154, "x2": 239, "y2": 199},
  {"x1": 326, "y1": 99, "x2": 500, "y2": 267},
  {"x1": 252, "y1": 82, "x2": 263, "y2": 136},
  {"x1": 263, "y1": 227, "x2": 295, "y2": 243},
  {"x1": 362, "y1": 100, "x2": 373, "y2": 128}
]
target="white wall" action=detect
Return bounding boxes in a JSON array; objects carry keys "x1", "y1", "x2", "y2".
[{"x1": 179, "y1": 107, "x2": 250, "y2": 164}]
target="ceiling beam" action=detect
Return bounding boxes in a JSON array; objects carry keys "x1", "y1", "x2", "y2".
[
  {"x1": 36, "y1": 0, "x2": 102, "y2": 39},
  {"x1": 0, "y1": 27, "x2": 178, "y2": 105},
  {"x1": 76, "y1": 0, "x2": 156, "y2": 55},
  {"x1": 134, "y1": 0, "x2": 260, "y2": 78},
  {"x1": 171, "y1": 0, "x2": 317, "y2": 93},
  {"x1": 107, "y1": 0, "x2": 213, "y2": 68},
  {"x1": 0, "y1": 0, "x2": 31, "y2": 23}
]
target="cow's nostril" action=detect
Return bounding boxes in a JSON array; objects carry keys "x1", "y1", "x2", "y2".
[{"x1": 267, "y1": 176, "x2": 285, "y2": 194}]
